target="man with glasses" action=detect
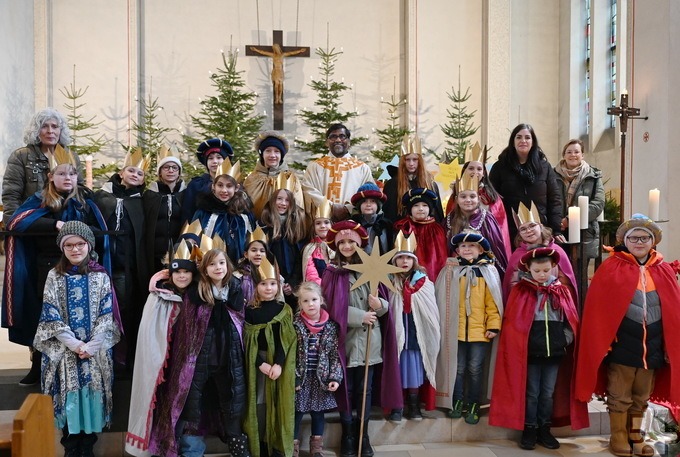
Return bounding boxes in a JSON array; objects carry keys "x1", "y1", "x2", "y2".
[
  {"x1": 302, "y1": 123, "x2": 374, "y2": 221},
  {"x1": 575, "y1": 214, "x2": 680, "y2": 457}
]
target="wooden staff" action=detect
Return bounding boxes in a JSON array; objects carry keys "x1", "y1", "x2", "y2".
[{"x1": 357, "y1": 322, "x2": 373, "y2": 457}]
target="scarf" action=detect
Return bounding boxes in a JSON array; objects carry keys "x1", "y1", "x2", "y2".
[
  {"x1": 515, "y1": 162, "x2": 535, "y2": 184},
  {"x1": 520, "y1": 276, "x2": 568, "y2": 312},
  {"x1": 300, "y1": 308, "x2": 329, "y2": 334},
  {"x1": 556, "y1": 159, "x2": 591, "y2": 207},
  {"x1": 455, "y1": 256, "x2": 495, "y2": 317}
]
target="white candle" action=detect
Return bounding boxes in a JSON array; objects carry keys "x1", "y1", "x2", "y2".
[
  {"x1": 578, "y1": 196, "x2": 589, "y2": 229},
  {"x1": 85, "y1": 155, "x2": 93, "y2": 189},
  {"x1": 649, "y1": 189, "x2": 660, "y2": 221},
  {"x1": 597, "y1": 210, "x2": 605, "y2": 222},
  {"x1": 568, "y1": 207, "x2": 581, "y2": 243}
]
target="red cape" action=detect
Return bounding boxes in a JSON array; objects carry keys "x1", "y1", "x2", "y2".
[
  {"x1": 574, "y1": 250, "x2": 680, "y2": 420},
  {"x1": 489, "y1": 278, "x2": 589, "y2": 430},
  {"x1": 393, "y1": 216, "x2": 447, "y2": 281}
]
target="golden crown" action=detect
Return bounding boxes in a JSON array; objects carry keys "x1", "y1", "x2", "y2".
[
  {"x1": 173, "y1": 239, "x2": 192, "y2": 260},
  {"x1": 123, "y1": 147, "x2": 151, "y2": 173},
  {"x1": 215, "y1": 159, "x2": 241, "y2": 181},
  {"x1": 513, "y1": 201, "x2": 541, "y2": 227},
  {"x1": 394, "y1": 230, "x2": 417, "y2": 253},
  {"x1": 274, "y1": 171, "x2": 297, "y2": 193},
  {"x1": 257, "y1": 256, "x2": 278, "y2": 281},
  {"x1": 49, "y1": 144, "x2": 77, "y2": 171},
  {"x1": 312, "y1": 198, "x2": 333, "y2": 220},
  {"x1": 463, "y1": 142, "x2": 487, "y2": 164},
  {"x1": 157, "y1": 144, "x2": 180, "y2": 162},
  {"x1": 248, "y1": 225, "x2": 269, "y2": 245},
  {"x1": 180, "y1": 220, "x2": 203, "y2": 239},
  {"x1": 400, "y1": 134, "x2": 422, "y2": 156},
  {"x1": 200, "y1": 233, "x2": 227, "y2": 253},
  {"x1": 458, "y1": 174, "x2": 480, "y2": 193}
]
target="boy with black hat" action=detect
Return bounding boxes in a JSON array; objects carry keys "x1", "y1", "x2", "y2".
[{"x1": 350, "y1": 183, "x2": 393, "y2": 255}]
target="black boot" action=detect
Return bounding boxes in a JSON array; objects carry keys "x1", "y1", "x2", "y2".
[
  {"x1": 536, "y1": 424, "x2": 560, "y2": 449},
  {"x1": 340, "y1": 420, "x2": 357, "y2": 457},
  {"x1": 19, "y1": 349, "x2": 41, "y2": 386},
  {"x1": 358, "y1": 420, "x2": 374, "y2": 457},
  {"x1": 519, "y1": 425, "x2": 538, "y2": 450},
  {"x1": 60, "y1": 430, "x2": 81, "y2": 457},
  {"x1": 405, "y1": 393, "x2": 423, "y2": 421},
  {"x1": 80, "y1": 432, "x2": 97, "y2": 457},
  {"x1": 227, "y1": 433, "x2": 252, "y2": 457}
]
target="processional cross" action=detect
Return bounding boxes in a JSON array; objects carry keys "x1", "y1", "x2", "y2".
[{"x1": 247, "y1": 30, "x2": 310, "y2": 130}]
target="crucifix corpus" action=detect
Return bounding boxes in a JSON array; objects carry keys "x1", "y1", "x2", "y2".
[{"x1": 247, "y1": 30, "x2": 310, "y2": 130}]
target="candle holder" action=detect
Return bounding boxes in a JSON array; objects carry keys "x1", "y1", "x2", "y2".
[{"x1": 564, "y1": 235, "x2": 588, "y2": 315}]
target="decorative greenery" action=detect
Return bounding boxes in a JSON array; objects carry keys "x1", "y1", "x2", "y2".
[
  {"x1": 294, "y1": 46, "x2": 366, "y2": 170},
  {"x1": 602, "y1": 190, "x2": 621, "y2": 244},
  {"x1": 439, "y1": 66, "x2": 479, "y2": 164},
  {"x1": 184, "y1": 50, "x2": 264, "y2": 174},
  {"x1": 59, "y1": 65, "x2": 109, "y2": 181},
  {"x1": 372, "y1": 87, "x2": 411, "y2": 178}
]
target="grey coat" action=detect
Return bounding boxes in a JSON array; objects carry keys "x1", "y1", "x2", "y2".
[
  {"x1": 2, "y1": 145, "x2": 83, "y2": 224},
  {"x1": 555, "y1": 165, "x2": 605, "y2": 259}
]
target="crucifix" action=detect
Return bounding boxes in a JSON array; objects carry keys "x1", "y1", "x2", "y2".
[
  {"x1": 607, "y1": 91, "x2": 648, "y2": 222},
  {"x1": 247, "y1": 30, "x2": 310, "y2": 130}
]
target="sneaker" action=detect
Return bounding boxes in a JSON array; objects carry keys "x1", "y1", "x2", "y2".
[
  {"x1": 464, "y1": 403, "x2": 480, "y2": 425},
  {"x1": 537, "y1": 424, "x2": 560, "y2": 449},
  {"x1": 446, "y1": 399, "x2": 464, "y2": 419},
  {"x1": 388, "y1": 409, "x2": 402, "y2": 423},
  {"x1": 519, "y1": 425, "x2": 538, "y2": 450}
]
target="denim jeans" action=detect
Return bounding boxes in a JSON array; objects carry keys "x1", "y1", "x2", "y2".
[
  {"x1": 453, "y1": 341, "x2": 490, "y2": 404},
  {"x1": 339, "y1": 366, "x2": 375, "y2": 422},
  {"x1": 294, "y1": 410, "x2": 326, "y2": 438},
  {"x1": 525, "y1": 362, "x2": 560, "y2": 426},
  {"x1": 176, "y1": 420, "x2": 206, "y2": 457}
]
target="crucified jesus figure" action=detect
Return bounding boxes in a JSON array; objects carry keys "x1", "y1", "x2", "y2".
[{"x1": 250, "y1": 43, "x2": 306, "y2": 104}]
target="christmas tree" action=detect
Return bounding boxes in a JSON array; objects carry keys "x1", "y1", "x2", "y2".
[
  {"x1": 184, "y1": 50, "x2": 264, "y2": 173},
  {"x1": 372, "y1": 85, "x2": 411, "y2": 173},
  {"x1": 440, "y1": 67, "x2": 479, "y2": 164},
  {"x1": 294, "y1": 46, "x2": 366, "y2": 170}
]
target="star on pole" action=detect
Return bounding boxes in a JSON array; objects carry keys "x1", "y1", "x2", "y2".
[
  {"x1": 433, "y1": 160, "x2": 462, "y2": 187},
  {"x1": 344, "y1": 237, "x2": 404, "y2": 295}
]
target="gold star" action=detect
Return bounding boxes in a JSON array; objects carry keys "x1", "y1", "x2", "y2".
[
  {"x1": 344, "y1": 238, "x2": 404, "y2": 295},
  {"x1": 433, "y1": 161, "x2": 462, "y2": 187}
]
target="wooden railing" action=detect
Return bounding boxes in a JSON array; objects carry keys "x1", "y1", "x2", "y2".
[{"x1": 0, "y1": 393, "x2": 55, "y2": 457}]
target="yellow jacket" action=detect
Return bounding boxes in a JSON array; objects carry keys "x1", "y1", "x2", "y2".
[{"x1": 457, "y1": 274, "x2": 501, "y2": 342}]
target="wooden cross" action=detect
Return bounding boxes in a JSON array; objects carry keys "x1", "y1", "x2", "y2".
[{"x1": 247, "y1": 30, "x2": 310, "y2": 130}]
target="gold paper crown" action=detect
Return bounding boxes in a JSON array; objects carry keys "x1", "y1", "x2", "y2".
[
  {"x1": 458, "y1": 174, "x2": 480, "y2": 193},
  {"x1": 190, "y1": 244, "x2": 204, "y2": 263},
  {"x1": 123, "y1": 147, "x2": 151, "y2": 173},
  {"x1": 394, "y1": 230, "x2": 417, "y2": 253},
  {"x1": 157, "y1": 144, "x2": 179, "y2": 162},
  {"x1": 200, "y1": 233, "x2": 227, "y2": 254},
  {"x1": 49, "y1": 144, "x2": 77, "y2": 171},
  {"x1": 247, "y1": 225, "x2": 269, "y2": 245},
  {"x1": 312, "y1": 198, "x2": 333, "y2": 220},
  {"x1": 400, "y1": 134, "x2": 423, "y2": 156},
  {"x1": 180, "y1": 220, "x2": 203, "y2": 239},
  {"x1": 257, "y1": 256, "x2": 278, "y2": 281},
  {"x1": 463, "y1": 142, "x2": 487, "y2": 164},
  {"x1": 513, "y1": 201, "x2": 541, "y2": 227},
  {"x1": 274, "y1": 172, "x2": 297, "y2": 193},
  {"x1": 215, "y1": 159, "x2": 241, "y2": 181},
  {"x1": 173, "y1": 240, "x2": 192, "y2": 260}
]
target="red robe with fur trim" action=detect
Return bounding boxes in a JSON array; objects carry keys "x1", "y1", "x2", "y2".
[
  {"x1": 574, "y1": 249, "x2": 680, "y2": 420},
  {"x1": 489, "y1": 277, "x2": 589, "y2": 430},
  {"x1": 393, "y1": 216, "x2": 447, "y2": 281}
]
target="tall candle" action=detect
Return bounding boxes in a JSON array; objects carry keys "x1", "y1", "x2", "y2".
[
  {"x1": 568, "y1": 207, "x2": 581, "y2": 243},
  {"x1": 649, "y1": 189, "x2": 660, "y2": 221},
  {"x1": 578, "y1": 196, "x2": 589, "y2": 229},
  {"x1": 85, "y1": 155, "x2": 93, "y2": 189},
  {"x1": 597, "y1": 210, "x2": 605, "y2": 222}
]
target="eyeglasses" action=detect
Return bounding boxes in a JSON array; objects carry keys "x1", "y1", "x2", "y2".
[
  {"x1": 519, "y1": 223, "x2": 540, "y2": 233},
  {"x1": 63, "y1": 242, "x2": 88, "y2": 251},
  {"x1": 626, "y1": 235, "x2": 652, "y2": 244},
  {"x1": 327, "y1": 134, "x2": 348, "y2": 141},
  {"x1": 161, "y1": 165, "x2": 180, "y2": 171}
]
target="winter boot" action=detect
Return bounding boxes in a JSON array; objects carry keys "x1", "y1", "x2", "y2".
[
  {"x1": 464, "y1": 403, "x2": 480, "y2": 425},
  {"x1": 446, "y1": 399, "x2": 464, "y2": 419},
  {"x1": 227, "y1": 434, "x2": 252, "y2": 457},
  {"x1": 628, "y1": 413, "x2": 654, "y2": 457},
  {"x1": 609, "y1": 411, "x2": 633, "y2": 456},
  {"x1": 358, "y1": 419, "x2": 374, "y2": 457},
  {"x1": 79, "y1": 432, "x2": 97, "y2": 457},
  {"x1": 519, "y1": 425, "x2": 538, "y2": 450},
  {"x1": 19, "y1": 349, "x2": 41, "y2": 386},
  {"x1": 536, "y1": 424, "x2": 560, "y2": 449},
  {"x1": 292, "y1": 439, "x2": 300, "y2": 457},
  {"x1": 310, "y1": 435, "x2": 324, "y2": 457},
  {"x1": 388, "y1": 408, "x2": 403, "y2": 422},
  {"x1": 60, "y1": 431, "x2": 81, "y2": 457},
  {"x1": 405, "y1": 393, "x2": 423, "y2": 420},
  {"x1": 340, "y1": 420, "x2": 357, "y2": 457}
]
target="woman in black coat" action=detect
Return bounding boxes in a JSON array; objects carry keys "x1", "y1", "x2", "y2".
[{"x1": 489, "y1": 123, "x2": 565, "y2": 243}]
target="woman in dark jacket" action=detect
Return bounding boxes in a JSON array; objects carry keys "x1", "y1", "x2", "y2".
[
  {"x1": 554, "y1": 139, "x2": 605, "y2": 260},
  {"x1": 489, "y1": 124, "x2": 565, "y2": 243},
  {"x1": 142, "y1": 149, "x2": 186, "y2": 277}
]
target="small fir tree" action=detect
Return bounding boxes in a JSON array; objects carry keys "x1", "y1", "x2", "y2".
[
  {"x1": 440, "y1": 67, "x2": 479, "y2": 164},
  {"x1": 372, "y1": 89, "x2": 412, "y2": 173},
  {"x1": 184, "y1": 50, "x2": 264, "y2": 173},
  {"x1": 294, "y1": 46, "x2": 366, "y2": 170}
]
